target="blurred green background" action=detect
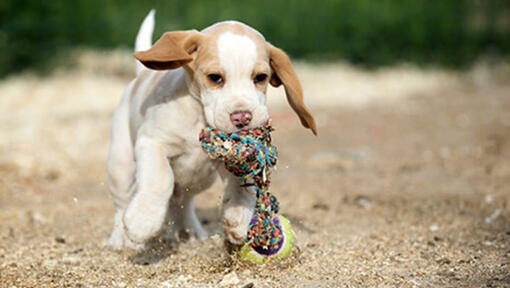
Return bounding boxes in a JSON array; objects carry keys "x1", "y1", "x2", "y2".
[{"x1": 0, "y1": 0, "x2": 509, "y2": 77}]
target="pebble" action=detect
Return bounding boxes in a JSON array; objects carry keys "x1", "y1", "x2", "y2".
[
  {"x1": 160, "y1": 275, "x2": 190, "y2": 287},
  {"x1": 29, "y1": 212, "x2": 48, "y2": 224},
  {"x1": 219, "y1": 271, "x2": 240, "y2": 286},
  {"x1": 485, "y1": 209, "x2": 500, "y2": 224},
  {"x1": 62, "y1": 256, "x2": 80, "y2": 265},
  {"x1": 55, "y1": 237, "x2": 66, "y2": 244},
  {"x1": 356, "y1": 196, "x2": 373, "y2": 210}
]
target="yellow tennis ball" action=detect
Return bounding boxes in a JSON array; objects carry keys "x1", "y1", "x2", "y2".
[{"x1": 238, "y1": 215, "x2": 295, "y2": 263}]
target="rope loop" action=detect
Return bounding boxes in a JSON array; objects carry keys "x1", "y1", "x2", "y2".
[{"x1": 199, "y1": 120, "x2": 282, "y2": 251}]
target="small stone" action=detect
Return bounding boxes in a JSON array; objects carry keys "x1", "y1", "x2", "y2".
[
  {"x1": 43, "y1": 259, "x2": 58, "y2": 268},
  {"x1": 312, "y1": 203, "x2": 329, "y2": 210},
  {"x1": 219, "y1": 271, "x2": 240, "y2": 286},
  {"x1": 158, "y1": 275, "x2": 191, "y2": 287},
  {"x1": 436, "y1": 258, "x2": 451, "y2": 265},
  {"x1": 62, "y1": 256, "x2": 80, "y2": 265},
  {"x1": 55, "y1": 237, "x2": 66, "y2": 244},
  {"x1": 71, "y1": 248, "x2": 83, "y2": 254},
  {"x1": 356, "y1": 196, "x2": 373, "y2": 210},
  {"x1": 30, "y1": 212, "x2": 48, "y2": 224},
  {"x1": 485, "y1": 209, "x2": 501, "y2": 224}
]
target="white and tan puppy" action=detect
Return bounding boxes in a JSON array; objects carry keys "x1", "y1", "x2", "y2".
[{"x1": 106, "y1": 10, "x2": 317, "y2": 250}]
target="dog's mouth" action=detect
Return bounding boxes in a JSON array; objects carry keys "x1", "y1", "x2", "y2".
[
  {"x1": 235, "y1": 117, "x2": 268, "y2": 132},
  {"x1": 215, "y1": 121, "x2": 262, "y2": 134}
]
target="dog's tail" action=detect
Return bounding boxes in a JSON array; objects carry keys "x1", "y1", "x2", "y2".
[{"x1": 135, "y1": 9, "x2": 155, "y2": 75}]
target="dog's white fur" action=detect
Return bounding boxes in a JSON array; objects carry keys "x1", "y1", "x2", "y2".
[{"x1": 106, "y1": 11, "x2": 316, "y2": 251}]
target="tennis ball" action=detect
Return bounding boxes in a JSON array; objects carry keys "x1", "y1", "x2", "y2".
[{"x1": 238, "y1": 215, "x2": 295, "y2": 263}]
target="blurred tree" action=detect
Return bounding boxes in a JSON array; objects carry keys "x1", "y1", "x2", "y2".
[{"x1": 0, "y1": 0, "x2": 509, "y2": 77}]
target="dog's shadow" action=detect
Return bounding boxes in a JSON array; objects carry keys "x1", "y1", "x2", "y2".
[
  {"x1": 129, "y1": 236, "x2": 180, "y2": 265},
  {"x1": 128, "y1": 207, "x2": 222, "y2": 265}
]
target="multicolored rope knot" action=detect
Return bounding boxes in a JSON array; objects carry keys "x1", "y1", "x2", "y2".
[{"x1": 199, "y1": 119, "x2": 284, "y2": 253}]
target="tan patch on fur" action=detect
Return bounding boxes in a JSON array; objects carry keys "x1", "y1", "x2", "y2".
[
  {"x1": 268, "y1": 44, "x2": 317, "y2": 135},
  {"x1": 134, "y1": 30, "x2": 201, "y2": 70}
]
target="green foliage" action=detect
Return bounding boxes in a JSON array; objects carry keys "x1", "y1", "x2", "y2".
[{"x1": 1, "y1": 0, "x2": 509, "y2": 77}]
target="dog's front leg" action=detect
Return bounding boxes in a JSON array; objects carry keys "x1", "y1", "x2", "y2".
[
  {"x1": 123, "y1": 136, "x2": 174, "y2": 244},
  {"x1": 218, "y1": 166, "x2": 256, "y2": 245}
]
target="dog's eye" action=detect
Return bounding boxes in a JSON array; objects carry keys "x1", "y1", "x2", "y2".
[
  {"x1": 253, "y1": 73, "x2": 267, "y2": 84},
  {"x1": 207, "y1": 74, "x2": 223, "y2": 85}
]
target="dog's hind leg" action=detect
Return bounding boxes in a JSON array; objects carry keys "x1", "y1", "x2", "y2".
[
  {"x1": 106, "y1": 90, "x2": 143, "y2": 251},
  {"x1": 164, "y1": 186, "x2": 208, "y2": 241}
]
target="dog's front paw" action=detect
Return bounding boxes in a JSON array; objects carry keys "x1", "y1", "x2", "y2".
[
  {"x1": 223, "y1": 205, "x2": 253, "y2": 245},
  {"x1": 107, "y1": 211, "x2": 146, "y2": 251},
  {"x1": 107, "y1": 228, "x2": 145, "y2": 251},
  {"x1": 123, "y1": 197, "x2": 167, "y2": 243}
]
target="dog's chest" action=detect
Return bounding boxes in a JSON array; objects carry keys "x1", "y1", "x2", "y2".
[{"x1": 170, "y1": 142, "x2": 217, "y2": 193}]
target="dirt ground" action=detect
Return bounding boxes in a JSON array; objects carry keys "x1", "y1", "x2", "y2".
[{"x1": 0, "y1": 53, "x2": 509, "y2": 287}]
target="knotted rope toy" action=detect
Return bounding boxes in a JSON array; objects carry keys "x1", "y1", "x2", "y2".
[{"x1": 199, "y1": 119, "x2": 294, "y2": 262}]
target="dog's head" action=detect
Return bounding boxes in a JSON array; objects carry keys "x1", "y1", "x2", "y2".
[{"x1": 134, "y1": 21, "x2": 317, "y2": 135}]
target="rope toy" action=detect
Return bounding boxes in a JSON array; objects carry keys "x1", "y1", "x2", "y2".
[{"x1": 199, "y1": 119, "x2": 294, "y2": 262}]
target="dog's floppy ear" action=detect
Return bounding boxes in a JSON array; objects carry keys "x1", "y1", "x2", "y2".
[
  {"x1": 134, "y1": 30, "x2": 201, "y2": 70},
  {"x1": 268, "y1": 43, "x2": 317, "y2": 135}
]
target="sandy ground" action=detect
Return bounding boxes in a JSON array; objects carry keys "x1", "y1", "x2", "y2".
[{"x1": 0, "y1": 51, "x2": 509, "y2": 287}]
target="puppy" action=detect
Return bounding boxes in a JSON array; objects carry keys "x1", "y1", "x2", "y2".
[{"x1": 106, "y1": 10, "x2": 317, "y2": 250}]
